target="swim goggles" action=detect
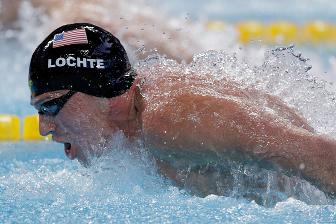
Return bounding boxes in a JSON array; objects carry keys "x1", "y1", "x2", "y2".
[{"x1": 37, "y1": 91, "x2": 76, "y2": 116}]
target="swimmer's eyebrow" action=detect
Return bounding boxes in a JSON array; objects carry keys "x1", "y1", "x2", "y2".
[
  {"x1": 30, "y1": 91, "x2": 68, "y2": 106},
  {"x1": 31, "y1": 95, "x2": 51, "y2": 106}
]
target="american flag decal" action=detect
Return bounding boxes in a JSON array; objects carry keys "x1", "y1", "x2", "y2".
[{"x1": 53, "y1": 28, "x2": 88, "y2": 48}]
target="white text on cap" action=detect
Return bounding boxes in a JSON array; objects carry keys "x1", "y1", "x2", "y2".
[{"x1": 48, "y1": 57, "x2": 105, "y2": 69}]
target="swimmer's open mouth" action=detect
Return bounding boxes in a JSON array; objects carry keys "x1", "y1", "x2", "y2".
[{"x1": 64, "y1": 143, "x2": 76, "y2": 160}]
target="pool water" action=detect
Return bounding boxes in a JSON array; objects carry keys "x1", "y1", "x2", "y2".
[
  {"x1": 1, "y1": 0, "x2": 336, "y2": 223},
  {"x1": 1, "y1": 142, "x2": 336, "y2": 223}
]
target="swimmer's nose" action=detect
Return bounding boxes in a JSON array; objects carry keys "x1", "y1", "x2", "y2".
[{"x1": 39, "y1": 115, "x2": 55, "y2": 136}]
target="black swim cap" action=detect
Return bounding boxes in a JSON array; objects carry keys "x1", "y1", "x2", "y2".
[{"x1": 29, "y1": 23, "x2": 135, "y2": 98}]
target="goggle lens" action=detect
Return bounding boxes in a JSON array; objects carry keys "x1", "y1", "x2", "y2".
[{"x1": 37, "y1": 91, "x2": 76, "y2": 116}]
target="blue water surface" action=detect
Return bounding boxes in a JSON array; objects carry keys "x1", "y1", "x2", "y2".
[{"x1": 1, "y1": 142, "x2": 336, "y2": 223}]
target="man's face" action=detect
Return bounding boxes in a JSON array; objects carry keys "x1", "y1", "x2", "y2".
[{"x1": 31, "y1": 90, "x2": 112, "y2": 165}]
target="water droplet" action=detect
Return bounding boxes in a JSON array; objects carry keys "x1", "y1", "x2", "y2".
[{"x1": 299, "y1": 163, "x2": 305, "y2": 170}]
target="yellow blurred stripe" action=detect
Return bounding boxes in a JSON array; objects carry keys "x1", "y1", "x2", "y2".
[
  {"x1": 237, "y1": 21, "x2": 264, "y2": 44},
  {"x1": 0, "y1": 114, "x2": 20, "y2": 141},
  {"x1": 266, "y1": 21, "x2": 298, "y2": 44},
  {"x1": 303, "y1": 21, "x2": 334, "y2": 44},
  {"x1": 23, "y1": 115, "x2": 51, "y2": 141}
]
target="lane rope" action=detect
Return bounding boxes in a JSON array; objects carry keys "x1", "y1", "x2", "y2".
[
  {"x1": 205, "y1": 20, "x2": 336, "y2": 44},
  {"x1": 0, "y1": 114, "x2": 50, "y2": 141}
]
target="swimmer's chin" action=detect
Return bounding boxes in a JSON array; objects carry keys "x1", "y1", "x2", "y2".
[
  {"x1": 65, "y1": 143, "x2": 93, "y2": 167},
  {"x1": 63, "y1": 142, "x2": 104, "y2": 167}
]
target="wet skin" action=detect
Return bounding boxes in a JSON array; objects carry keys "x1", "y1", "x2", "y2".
[
  {"x1": 31, "y1": 88, "x2": 140, "y2": 166},
  {"x1": 31, "y1": 69, "x2": 336, "y2": 198}
]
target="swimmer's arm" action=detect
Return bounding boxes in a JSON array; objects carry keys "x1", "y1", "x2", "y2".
[
  {"x1": 218, "y1": 99, "x2": 336, "y2": 197},
  {"x1": 224, "y1": 99, "x2": 336, "y2": 197},
  {"x1": 272, "y1": 134, "x2": 336, "y2": 197},
  {"x1": 146, "y1": 93, "x2": 336, "y2": 196}
]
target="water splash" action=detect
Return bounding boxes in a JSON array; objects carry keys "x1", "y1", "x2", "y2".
[
  {"x1": 1, "y1": 142, "x2": 336, "y2": 223},
  {"x1": 136, "y1": 46, "x2": 336, "y2": 137}
]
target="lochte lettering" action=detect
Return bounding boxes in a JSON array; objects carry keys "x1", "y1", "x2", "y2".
[{"x1": 48, "y1": 57, "x2": 106, "y2": 69}]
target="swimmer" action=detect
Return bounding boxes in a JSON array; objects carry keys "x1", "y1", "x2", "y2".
[{"x1": 29, "y1": 23, "x2": 336, "y2": 202}]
